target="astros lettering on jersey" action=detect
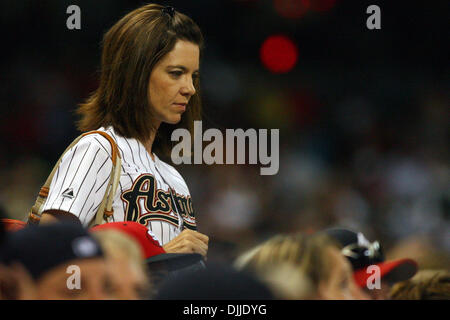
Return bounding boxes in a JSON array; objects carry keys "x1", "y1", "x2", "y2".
[{"x1": 41, "y1": 126, "x2": 196, "y2": 245}]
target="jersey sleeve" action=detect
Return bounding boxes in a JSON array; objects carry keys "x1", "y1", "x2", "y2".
[{"x1": 41, "y1": 135, "x2": 114, "y2": 226}]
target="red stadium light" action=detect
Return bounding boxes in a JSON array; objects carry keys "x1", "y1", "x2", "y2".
[{"x1": 260, "y1": 35, "x2": 298, "y2": 74}]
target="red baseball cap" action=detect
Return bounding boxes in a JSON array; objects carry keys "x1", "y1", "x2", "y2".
[
  {"x1": 0, "y1": 219, "x2": 27, "y2": 232},
  {"x1": 324, "y1": 228, "x2": 418, "y2": 288},
  {"x1": 353, "y1": 258, "x2": 418, "y2": 287},
  {"x1": 90, "y1": 221, "x2": 203, "y2": 271}
]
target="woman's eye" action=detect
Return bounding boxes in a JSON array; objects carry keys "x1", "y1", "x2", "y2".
[{"x1": 169, "y1": 71, "x2": 183, "y2": 77}]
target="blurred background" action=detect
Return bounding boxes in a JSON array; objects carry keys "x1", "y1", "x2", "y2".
[{"x1": 0, "y1": 1, "x2": 448, "y2": 269}]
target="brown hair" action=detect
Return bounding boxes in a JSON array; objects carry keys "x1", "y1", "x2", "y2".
[
  {"x1": 76, "y1": 3, "x2": 203, "y2": 157},
  {"x1": 390, "y1": 270, "x2": 450, "y2": 300}
]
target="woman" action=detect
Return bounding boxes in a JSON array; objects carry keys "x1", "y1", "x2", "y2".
[
  {"x1": 234, "y1": 233, "x2": 369, "y2": 300},
  {"x1": 38, "y1": 4, "x2": 208, "y2": 257}
]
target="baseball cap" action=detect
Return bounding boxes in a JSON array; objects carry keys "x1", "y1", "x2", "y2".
[
  {"x1": 0, "y1": 222, "x2": 104, "y2": 280},
  {"x1": 91, "y1": 222, "x2": 203, "y2": 272},
  {"x1": 155, "y1": 262, "x2": 274, "y2": 300},
  {"x1": 324, "y1": 228, "x2": 418, "y2": 287}
]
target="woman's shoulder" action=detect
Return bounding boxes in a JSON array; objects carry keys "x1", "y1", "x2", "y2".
[
  {"x1": 56, "y1": 128, "x2": 119, "y2": 167},
  {"x1": 73, "y1": 127, "x2": 116, "y2": 156}
]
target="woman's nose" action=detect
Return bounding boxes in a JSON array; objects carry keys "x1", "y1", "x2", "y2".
[{"x1": 181, "y1": 76, "x2": 196, "y2": 96}]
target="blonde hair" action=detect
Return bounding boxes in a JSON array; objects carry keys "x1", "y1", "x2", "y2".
[
  {"x1": 254, "y1": 262, "x2": 315, "y2": 299},
  {"x1": 92, "y1": 229, "x2": 147, "y2": 276},
  {"x1": 234, "y1": 233, "x2": 338, "y2": 297}
]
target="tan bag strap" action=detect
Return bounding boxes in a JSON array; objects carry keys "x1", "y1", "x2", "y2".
[{"x1": 27, "y1": 130, "x2": 121, "y2": 226}]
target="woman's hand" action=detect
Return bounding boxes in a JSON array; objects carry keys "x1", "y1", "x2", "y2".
[{"x1": 163, "y1": 229, "x2": 209, "y2": 257}]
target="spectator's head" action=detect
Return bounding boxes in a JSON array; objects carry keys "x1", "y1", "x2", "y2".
[
  {"x1": 155, "y1": 262, "x2": 274, "y2": 300},
  {"x1": 0, "y1": 222, "x2": 110, "y2": 299},
  {"x1": 324, "y1": 228, "x2": 418, "y2": 300},
  {"x1": 91, "y1": 228, "x2": 150, "y2": 299},
  {"x1": 235, "y1": 233, "x2": 368, "y2": 300},
  {"x1": 390, "y1": 270, "x2": 450, "y2": 300},
  {"x1": 247, "y1": 262, "x2": 315, "y2": 299}
]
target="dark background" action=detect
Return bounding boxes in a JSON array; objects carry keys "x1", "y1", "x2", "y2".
[{"x1": 0, "y1": 1, "x2": 448, "y2": 267}]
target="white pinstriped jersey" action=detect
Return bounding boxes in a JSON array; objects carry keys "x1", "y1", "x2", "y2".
[{"x1": 41, "y1": 126, "x2": 197, "y2": 245}]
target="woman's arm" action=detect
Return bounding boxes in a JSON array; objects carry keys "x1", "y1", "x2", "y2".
[
  {"x1": 40, "y1": 210, "x2": 83, "y2": 224},
  {"x1": 38, "y1": 135, "x2": 113, "y2": 226}
]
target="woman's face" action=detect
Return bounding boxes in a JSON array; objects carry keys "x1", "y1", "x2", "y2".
[{"x1": 148, "y1": 39, "x2": 200, "y2": 127}]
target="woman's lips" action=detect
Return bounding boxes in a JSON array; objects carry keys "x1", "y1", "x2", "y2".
[{"x1": 173, "y1": 103, "x2": 186, "y2": 111}]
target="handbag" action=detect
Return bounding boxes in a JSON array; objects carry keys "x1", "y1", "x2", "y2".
[{"x1": 27, "y1": 130, "x2": 122, "y2": 227}]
